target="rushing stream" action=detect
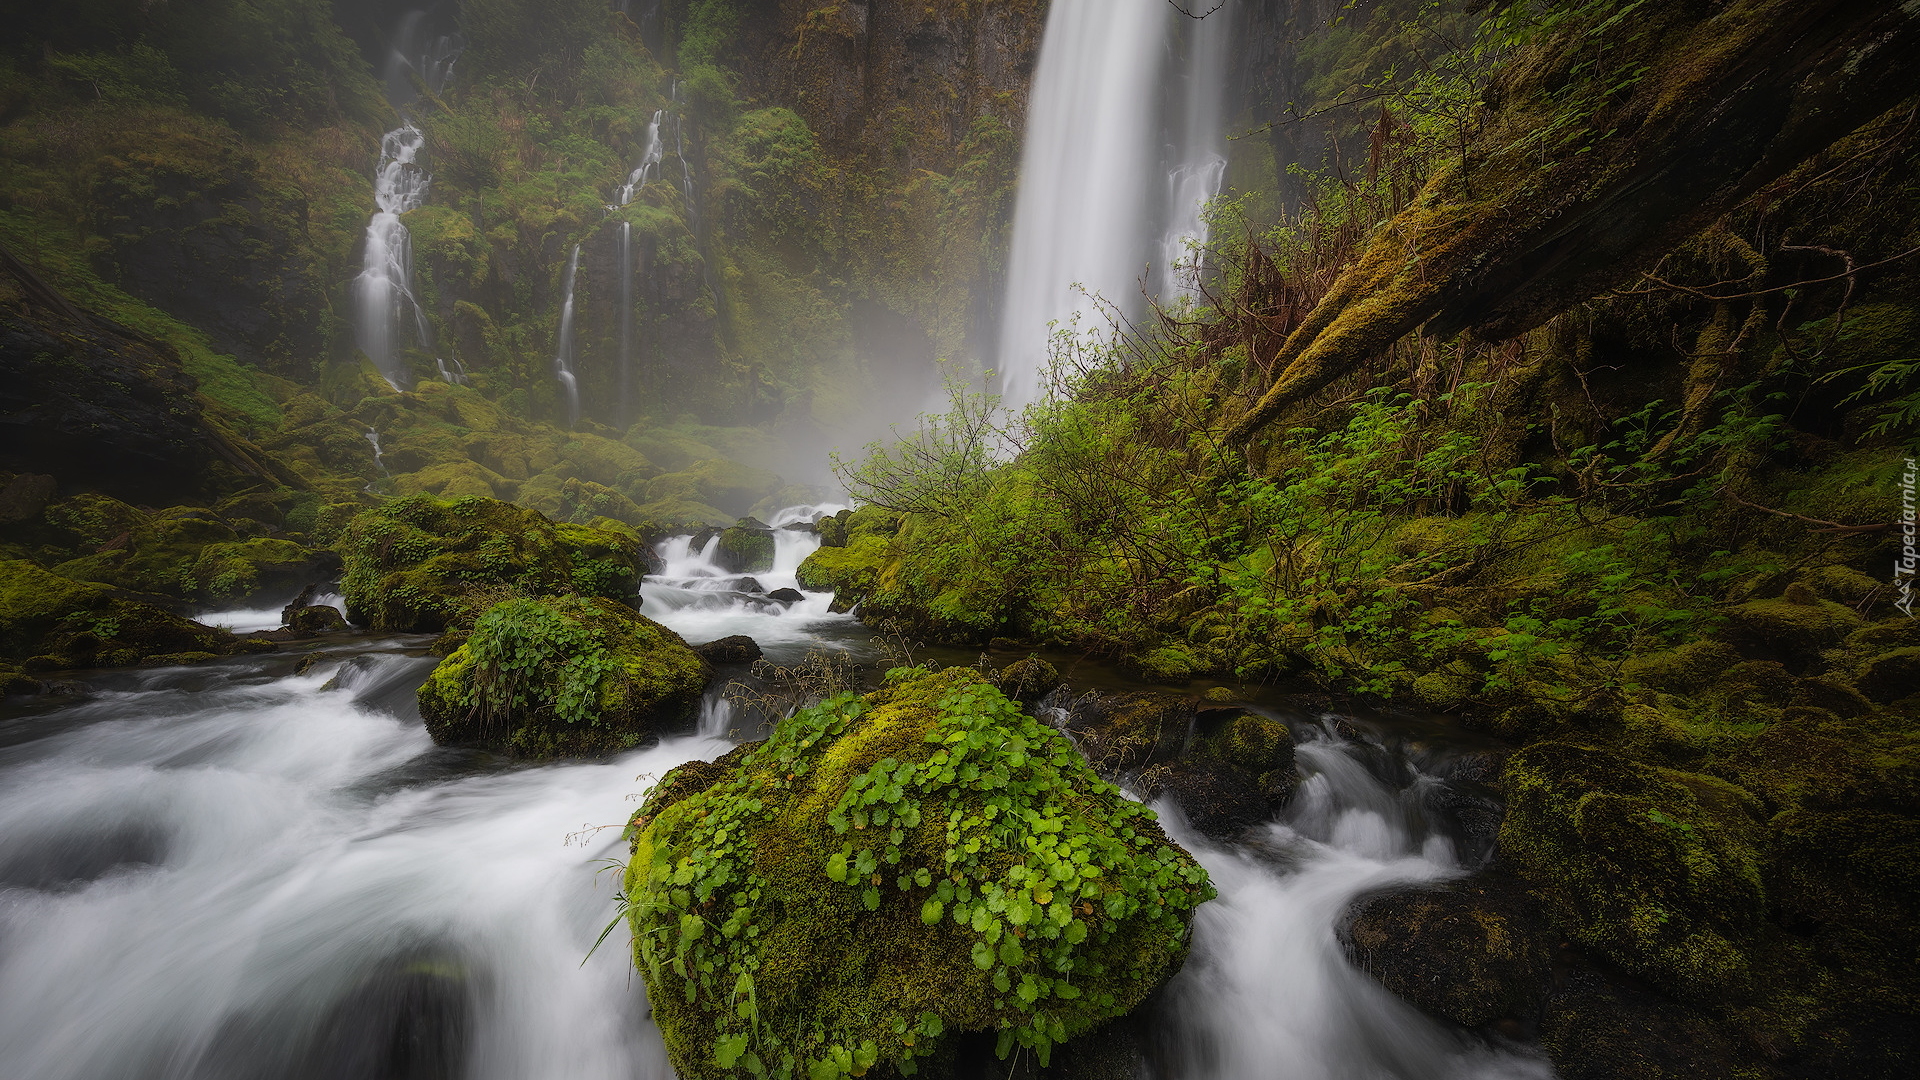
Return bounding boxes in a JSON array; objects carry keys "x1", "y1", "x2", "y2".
[{"x1": 0, "y1": 507, "x2": 1554, "y2": 1078}]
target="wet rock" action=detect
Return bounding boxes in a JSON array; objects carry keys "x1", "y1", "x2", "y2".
[
  {"x1": 712, "y1": 518, "x2": 775, "y2": 573},
  {"x1": 285, "y1": 605, "x2": 348, "y2": 637},
  {"x1": 994, "y1": 656, "x2": 1062, "y2": 704},
  {"x1": 1339, "y1": 869, "x2": 1554, "y2": 1029},
  {"x1": 765, "y1": 587, "x2": 804, "y2": 604},
  {"x1": 1055, "y1": 690, "x2": 1192, "y2": 776},
  {"x1": 693, "y1": 635, "x2": 763, "y2": 665},
  {"x1": 1136, "y1": 757, "x2": 1272, "y2": 840},
  {"x1": 1, "y1": 558, "x2": 272, "y2": 670},
  {"x1": 1539, "y1": 967, "x2": 1777, "y2": 1080},
  {"x1": 0, "y1": 472, "x2": 56, "y2": 523},
  {"x1": 736, "y1": 577, "x2": 767, "y2": 595},
  {"x1": 417, "y1": 596, "x2": 705, "y2": 759}
]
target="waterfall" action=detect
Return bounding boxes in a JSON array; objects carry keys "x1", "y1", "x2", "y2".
[
  {"x1": 353, "y1": 126, "x2": 432, "y2": 391},
  {"x1": 554, "y1": 245, "x2": 583, "y2": 429},
  {"x1": 615, "y1": 111, "x2": 666, "y2": 420},
  {"x1": 1157, "y1": 5, "x2": 1234, "y2": 303},
  {"x1": 354, "y1": 14, "x2": 464, "y2": 391},
  {"x1": 995, "y1": 0, "x2": 1235, "y2": 410}
]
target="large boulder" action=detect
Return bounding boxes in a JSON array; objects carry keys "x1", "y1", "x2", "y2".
[
  {"x1": 712, "y1": 517, "x2": 775, "y2": 573},
  {"x1": 623, "y1": 668, "x2": 1214, "y2": 1080},
  {"x1": 1340, "y1": 870, "x2": 1556, "y2": 1029},
  {"x1": 1498, "y1": 742, "x2": 1767, "y2": 1003},
  {"x1": 417, "y1": 596, "x2": 706, "y2": 758},
  {"x1": 0, "y1": 559, "x2": 270, "y2": 670},
  {"x1": 340, "y1": 495, "x2": 646, "y2": 632}
]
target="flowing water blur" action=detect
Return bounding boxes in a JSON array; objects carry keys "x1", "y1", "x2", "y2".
[{"x1": 0, "y1": 508, "x2": 1553, "y2": 1078}]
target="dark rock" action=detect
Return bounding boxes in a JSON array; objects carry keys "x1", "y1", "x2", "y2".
[
  {"x1": 280, "y1": 584, "x2": 318, "y2": 624},
  {"x1": 1340, "y1": 870, "x2": 1555, "y2": 1029},
  {"x1": 1540, "y1": 966, "x2": 1777, "y2": 1080},
  {"x1": 1056, "y1": 690, "x2": 1193, "y2": 776},
  {"x1": 1135, "y1": 757, "x2": 1273, "y2": 840},
  {"x1": 995, "y1": 656, "x2": 1062, "y2": 704},
  {"x1": 765, "y1": 588, "x2": 804, "y2": 604},
  {"x1": 285, "y1": 605, "x2": 348, "y2": 637},
  {"x1": 780, "y1": 520, "x2": 816, "y2": 532},
  {"x1": 712, "y1": 519, "x2": 775, "y2": 573},
  {"x1": 0, "y1": 473, "x2": 56, "y2": 523},
  {"x1": 1856, "y1": 647, "x2": 1920, "y2": 703},
  {"x1": 694, "y1": 635, "x2": 763, "y2": 665},
  {"x1": 736, "y1": 577, "x2": 767, "y2": 595}
]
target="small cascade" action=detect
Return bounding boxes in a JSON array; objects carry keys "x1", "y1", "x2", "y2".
[
  {"x1": 553, "y1": 245, "x2": 583, "y2": 428},
  {"x1": 1154, "y1": 721, "x2": 1554, "y2": 1080},
  {"x1": 697, "y1": 694, "x2": 738, "y2": 739},
  {"x1": 671, "y1": 79, "x2": 698, "y2": 225},
  {"x1": 363, "y1": 426, "x2": 390, "y2": 493},
  {"x1": 639, "y1": 506, "x2": 856, "y2": 652}
]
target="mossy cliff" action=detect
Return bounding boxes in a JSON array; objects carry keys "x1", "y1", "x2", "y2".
[
  {"x1": 418, "y1": 594, "x2": 706, "y2": 758},
  {"x1": 622, "y1": 667, "x2": 1213, "y2": 1079}
]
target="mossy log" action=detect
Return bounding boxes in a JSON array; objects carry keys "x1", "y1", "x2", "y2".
[{"x1": 1227, "y1": 0, "x2": 1920, "y2": 444}]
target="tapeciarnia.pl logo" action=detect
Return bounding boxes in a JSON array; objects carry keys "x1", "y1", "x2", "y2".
[{"x1": 1899, "y1": 457, "x2": 1917, "y2": 617}]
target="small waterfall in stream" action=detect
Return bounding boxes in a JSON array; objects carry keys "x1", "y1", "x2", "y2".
[
  {"x1": 553, "y1": 245, "x2": 583, "y2": 429},
  {"x1": 354, "y1": 14, "x2": 464, "y2": 391},
  {"x1": 996, "y1": 0, "x2": 1236, "y2": 410}
]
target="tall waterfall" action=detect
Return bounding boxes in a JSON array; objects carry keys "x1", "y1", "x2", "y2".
[
  {"x1": 353, "y1": 14, "x2": 462, "y2": 391},
  {"x1": 995, "y1": 0, "x2": 1235, "y2": 411},
  {"x1": 554, "y1": 245, "x2": 583, "y2": 428}
]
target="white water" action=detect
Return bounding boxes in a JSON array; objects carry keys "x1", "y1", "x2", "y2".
[
  {"x1": 639, "y1": 505, "x2": 858, "y2": 654},
  {"x1": 0, "y1": 650, "x2": 706, "y2": 1080},
  {"x1": 1155, "y1": 725, "x2": 1555, "y2": 1080},
  {"x1": 614, "y1": 111, "x2": 666, "y2": 419},
  {"x1": 198, "y1": 591, "x2": 349, "y2": 635},
  {"x1": 354, "y1": 16, "x2": 464, "y2": 391},
  {"x1": 554, "y1": 245, "x2": 583, "y2": 429},
  {"x1": 996, "y1": 0, "x2": 1235, "y2": 410},
  {"x1": 354, "y1": 125, "x2": 433, "y2": 390}
]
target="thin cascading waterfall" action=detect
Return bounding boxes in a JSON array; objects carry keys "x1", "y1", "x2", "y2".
[
  {"x1": 554, "y1": 244, "x2": 583, "y2": 429},
  {"x1": 1157, "y1": 3, "x2": 1234, "y2": 303},
  {"x1": 355, "y1": 16, "x2": 465, "y2": 390},
  {"x1": 354, "y1": 125, "x2": 432, "y2": 390},
  {"x1": 995, "y1": 0, "x2": 1172, "y2": 411},
  {"x1": 615, "y1": 111, "x2": 666, "y2": 421},
  {"x1": 639, "y1": 507, "x2": 854, "y2": 650}
]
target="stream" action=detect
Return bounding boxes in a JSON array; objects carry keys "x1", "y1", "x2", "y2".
[{"x1": 0, "y1": 509, "x2": 1553, "y2": 1079}]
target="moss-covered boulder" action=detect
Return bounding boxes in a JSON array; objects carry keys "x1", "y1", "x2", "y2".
[
  {"x1": 713, "y1": 518, "x2": 775, "y2": 573},
  {"x1": 0, "y1": 559, "x2": 270, "y2": 670},
  {"x1": 417, "y1": 595, "x2": 706, "y2": 758},
  {"x1": 797, "y1": 506, "x2": 900, "y2": 611},
  {"x1": 622, "y1": 667, "x2": 1214, "y2": 1079},
  {"x1": 1499, "y1": 742, "x2": 1767, "y2": 1002},
  {"x1": 340, "y1": 495, "x2": 646, "y2": 632}
]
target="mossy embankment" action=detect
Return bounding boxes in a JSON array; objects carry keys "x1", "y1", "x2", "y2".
[{"x1": 622, "y1": 666, "x2": 1212, "y2": 1080}]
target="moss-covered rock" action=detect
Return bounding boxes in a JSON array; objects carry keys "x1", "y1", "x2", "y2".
[
  {"x1": 1499, "y1": 742, "x2": 1767, "y2": 1002},
  {"x1": 622, "y1": 667, "x2": 1213, "y2": 1080},
  {"x1": 417, "y1": 595, "x2": 706, "y2": 758},
  {"x1": 0, "y1": 559, "x2": 269, "y2": 669},
  {"x1": 714, "y1": 518, "x2": 775, "y2": 573},
  {"x1": 1053, "y1": 691, "x2": 1192, "y2": 778},
  {"x1": 797, "y1": 536, "x2": 891, "y2": 612},
  {"x1": 339, "y1": 495, "x2": 645, "y2": 632},
  {"x1": 1340, "y1": 870, "x2": 1555, "y2": 1029},
  {"x1": 992, "y1": 656, "x2": 1061, "y2": 704},
  {"x1": 1721, "y1": 594, "x2": 1865, "y2": 669}
]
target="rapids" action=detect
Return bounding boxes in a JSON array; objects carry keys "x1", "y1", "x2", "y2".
[{"x1": 0, "y1": 507, "x2": 1554, "y2": 1078}]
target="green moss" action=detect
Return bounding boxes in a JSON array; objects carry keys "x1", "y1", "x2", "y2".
[
  {"x1": 0, "y1": 558, "x2": 263, "y2": 668},
  {"x1": 796, "y1": 535, "x2": 892, "y2": 611},
  {"x1": 339, "y1": 494, "x2": 645, "y2": 632},
  {"x1": 1499, "y1": 742, "x2": 1767, "y2": 1003},
  {"x1": 623, "y1": 668, "x2": 1213, "y2": 1080},
  {"x1": 417, "y1": 595, "x2": 705, "y2": 758}
]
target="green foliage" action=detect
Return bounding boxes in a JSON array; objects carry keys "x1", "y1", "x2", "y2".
[
  {"x1": 624, "y1": 668, "x2": 1211, "y2": 1080},
  {"x1": 452, "y1": 595, "x2": 620, "y2": 726}
]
